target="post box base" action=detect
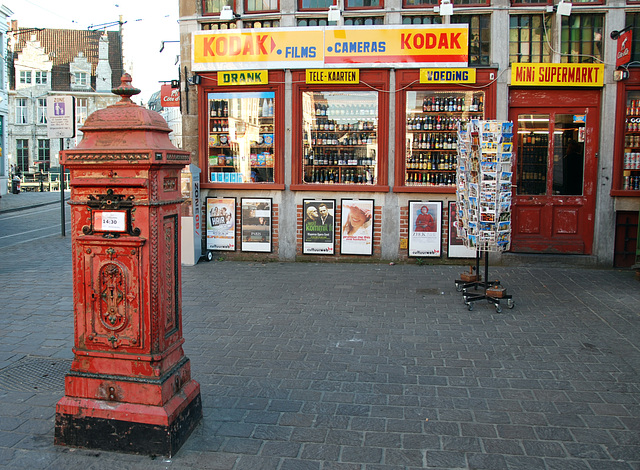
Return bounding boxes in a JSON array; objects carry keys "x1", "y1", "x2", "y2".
[{"x1": 54, "y1": 381, "x2": 202, "y2": 457}]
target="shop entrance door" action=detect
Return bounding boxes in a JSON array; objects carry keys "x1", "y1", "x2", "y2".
[{"x1": 509, "y1": 90, "x2": 599, "y2": 254}]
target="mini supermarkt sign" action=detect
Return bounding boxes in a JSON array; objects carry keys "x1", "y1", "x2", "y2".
[{"x1": 46, "y1": 96, "x2": 76, "y2": 138}]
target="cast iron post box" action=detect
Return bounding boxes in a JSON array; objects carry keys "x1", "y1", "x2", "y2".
[{"x1": 55, "y1": 75, "x2": 202, "y2": 456}]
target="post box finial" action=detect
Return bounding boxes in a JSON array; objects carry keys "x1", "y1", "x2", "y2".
[{"x1": 112, "y1": 73, "x2": 141, "y2": 103}]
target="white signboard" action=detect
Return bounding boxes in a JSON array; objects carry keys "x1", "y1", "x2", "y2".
[{"x1": 46, "y1": 96, "x2": 76, "y2": 138}]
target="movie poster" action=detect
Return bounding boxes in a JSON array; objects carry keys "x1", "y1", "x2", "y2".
[
  {"x1": 241, "y1": 198, "x2": 272, "y2": 252},
  {"x1": 303, "y1": 199, "x2": 335, "y2": 255},
  {"x1": 340, "y1": 199, "x2": 374, "y2": 256},
  {"x1": 447, "y1": 201, "x2": 476, "y2": 258},
  {"x1": 408, "y1": 201, "x2": 442, "y2": 257},
  {"x1": 206, "y1": 197, "x2": 236, "y2": 251}
]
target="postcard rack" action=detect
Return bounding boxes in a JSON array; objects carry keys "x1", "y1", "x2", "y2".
[{"x1": 453, "y1": 120, "x2": 515, "y2": 313}]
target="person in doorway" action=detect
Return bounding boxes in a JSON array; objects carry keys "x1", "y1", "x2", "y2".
[
  {"x1": 415, "y1": 205, "x2": 436, "y2": 232},
  {"x1": 562, "y1": 138, "x2": 583, "y2": 195}
]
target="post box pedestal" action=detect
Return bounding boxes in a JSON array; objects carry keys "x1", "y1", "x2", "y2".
[{"x1": 54, "y1": 75, "x2": 201, "y2": 456}]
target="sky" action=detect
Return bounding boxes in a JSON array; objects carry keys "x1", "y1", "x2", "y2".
[{"x1": 7, "y1": 0, "x2": 181, "y2": 104}]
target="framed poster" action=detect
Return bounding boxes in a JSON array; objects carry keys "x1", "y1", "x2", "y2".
[
  {"x1": 340, "y1": 199, "x2": 374, "y2": 256},
  {"x1": 303, "y1": 199, "x2": 335, "y2": 255},
  {"x1": 206, "y1": 197, "x2": 236, "y2": 251},
  {"x1": 241, "y1": 198, "x2": 272, "y2": 252},
  {"x1": 408, "y1": 201, "x2": 442, "y2": 257},
  {"x1": 447, "y1": 201, "x2": 476, "y2": 258}
]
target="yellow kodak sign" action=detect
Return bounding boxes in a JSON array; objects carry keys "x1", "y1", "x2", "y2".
[
  {"x1": 306, "y1": 69, "x2": 359, "y2": 84},
  {"x1": 420, "y1": 68, "x2": 476, "y2": 84},
  {"x1": 511, "y1": 63, "x2": 604, "y2": 87},
  {"x1": 217, "y1": 70, "x2": 268, "y2": 85}
]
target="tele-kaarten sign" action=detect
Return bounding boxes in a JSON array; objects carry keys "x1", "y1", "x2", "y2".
[{"x1": 192, "y1": 25, "x2": 468, "y2": 71}]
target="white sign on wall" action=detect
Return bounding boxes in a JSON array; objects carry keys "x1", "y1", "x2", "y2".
[{"x1": 46, "y1": 96, "x2": 76, "y2": 138}]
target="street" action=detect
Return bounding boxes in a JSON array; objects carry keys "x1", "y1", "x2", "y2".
[{"x1": 0, "y1": 202, "x2": 70, "y2": 249}]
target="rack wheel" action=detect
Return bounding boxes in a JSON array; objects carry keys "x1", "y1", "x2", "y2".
[
  {"x1": 468, "y1": 302, "x2": 474, "y2": 311},
  {"x1": 507, "y1": 299, "x2": 515, "y2": 309},
  {"x1": 206, "y1": 251, "x2": 213, "y2": 262},
  {"x1": 456, "y1": 283, "x2": 463, "y2": 292},
  {"x1": 495, "y1": 304, "x2": 503, "y2": 313}
]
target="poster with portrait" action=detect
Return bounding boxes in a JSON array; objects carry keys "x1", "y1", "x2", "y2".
[
  {"x1": 340, "y1": 199, "x2": 374, "y2": 256},
  {"x1": 241, "y1": 198, "x2": 272, "y2": 252},
  {"x1": 408, "y1": 201, "x2": 442, "y2": 258},
  {"x1": 447, "y1": 201, "x2": 476, "y2": 258},
  {"x1": 206, "y1": 197, "x2": 236, "y2": 251},
  {"x1": 303, "y1": 199, "x2": 335, "y2": 255}
]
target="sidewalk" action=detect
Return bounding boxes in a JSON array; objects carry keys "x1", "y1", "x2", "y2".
[
  {"x1": 0, "y1": 189, "x2": 69, "y2": 214},
  {"x1": 0, "y1": 227, "x2": 639, "y2": 469}
]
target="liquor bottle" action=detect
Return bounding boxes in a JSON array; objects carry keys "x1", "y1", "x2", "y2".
[
  {"x1": 268, "y1": 99, "x2": 274, "y2": 116},
  {"x1": 210, "y1": 100, "x2": 218, "y2": 117},
  {"x1": 422, "y1": 96, "x2": 428, "y2": 112},
  {"x1": 426, "y1": 96, "x2": 432, "y2": 112}
]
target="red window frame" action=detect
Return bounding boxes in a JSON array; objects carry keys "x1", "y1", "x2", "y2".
[
  {"x1": 298, "y1": 0, "x2": 337, "y2": 11},
  {"x1": 393, "y1": 68, "x2": 497, "y2": 194},
  {"x1": 290, "y1": 69, "x2": 390, "y2": 192},
  {"x1": 510, "y1": 0, "x2": 551, "y2": 7},
  {"x1": 244, "y1": 0, "x2": 280, "y2": 14},
  {"x1": 344, "y1": 0, "x2": 385, "y2": 11},
  {"x1": 198, "y1": 70, "x2": 286, "y2": 191},
  {"x1": 203, "y1": 0, "x2": 236, "y2": 16}
]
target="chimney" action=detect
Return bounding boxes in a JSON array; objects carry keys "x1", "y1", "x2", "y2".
[{"x1": 95, "y1": 32, "x2": 112, "y2": 92}]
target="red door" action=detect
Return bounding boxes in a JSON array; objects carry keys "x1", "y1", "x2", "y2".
[{"x1": 509, "y1": 90, "x2": 600, "y2": 254}]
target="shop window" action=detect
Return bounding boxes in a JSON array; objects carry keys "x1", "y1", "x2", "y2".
[
  {"x1": 297, "y1": 18, "x2": 329, "y2": 26},
  {"x1": 243, "y1": 19, "x2": 281, "y2": 27},
  {"x1": 245, "y1": 0, "x2": 279, "y2": 13},
  {"x1": 300, "y1": 91, "x2": 379, "y2": 186},
  {"x1": 299, "y1": 0, "x2": 335, "y2": 10},
  {"x1": 37, "y1": 139, "x2": 50, "y2": 171},
  {"x1": 509, "y1": 14, "x2": 552, "y2": 64},
  {"x1": 451, "y1": 14, "x2": 490, "y2": 66},
  {"x1": 621, "y1": 91, "x2": 640, "y2": 191},
  {"x1": 516, "y1": 115, "x2": 549, "y2": 196},
  {"x1": 511, "y1": 0, "x2": 550, "y2": 6},
  {"x1": 404, "y1": 0, "x2": 438, "y2": 7},
  {"x1": 16, "y1": 98, "x2": 28, "y2": 124},
  {"x1": 203, "y1": 0, "x2": 234, "y2": 15},
  {"x1": 207, "y1": 92, "x2": 276, "y2": 184},
  {"x1": 202, "y1": 22, "x2": 238, "y2": 30},
  {"x1": 17, "y1": 139, "x2": 29, "y2": 172},
  {"x1": 345, "y1": 0, "x2": 383, "y2": 10},
  {"x1": 560, "y1": 13, "x2": 604, "y2": 63},
  {"x1": 402, "y1": 15, "x2": 443, "y2": 24},
  {"x1": 344, "y1": 16, "x2": 384, "y2": 25},
  {"x1": 627, "y1": 13, "x2": 640, "y2": 63},
  {"x1": 35, "y1": 71, "x2": 48, "y2": 85},
  {"x1": 76, "y1": 98, "x2": 88, "y2": 125},
  {"x1": 19, "y1": 70, "x2": 32, "y2": 85},
  {"x1": 404, "y1": 91, "x2": 484, "y2": 188},
  {"x1": 37, "y1": 98, "x2": 47, "y2": 125}
]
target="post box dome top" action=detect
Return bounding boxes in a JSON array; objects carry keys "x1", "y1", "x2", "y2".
[
  {"x1": 79, "y1": 74, "x2": 170, "y2": 133},
  {"x1": 63, "y1": 74, "x2": 190, "y2": 163}
]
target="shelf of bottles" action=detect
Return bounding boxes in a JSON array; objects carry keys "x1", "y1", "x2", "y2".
[
  {"x1": 302, "y1": 91, "x2": 378, "y2": 185},
  {"x1": 405, "y1": 91, "x2": 484, "y2": 187},
  {"x1": 208, "y1": 91, "x2": 275, "y2": 184},
  {"x1": 516, "y1": 114, "x2": 549, "y2": 196},
  {"x1": 623, "y1": 92, "x2": 640, "y2": 191}
]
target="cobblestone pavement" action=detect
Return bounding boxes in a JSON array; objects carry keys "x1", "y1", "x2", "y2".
[{"x1": 0, "y1": 203, "x2": 639, "y2": 469}]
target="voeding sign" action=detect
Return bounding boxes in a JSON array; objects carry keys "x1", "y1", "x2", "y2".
[{"x1": 192, "y1": 25, "x2": 469, "y2": 71}]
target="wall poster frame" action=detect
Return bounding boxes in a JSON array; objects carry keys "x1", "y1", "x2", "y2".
[
  {"x1": 241, "y1": 198, "x2": 273, "y2": 252},
  {"x1": 340, "y1": 199, "x2": 374, "y2": 256},
  {"x1": 447, "y1": 200, "x2": 476, "y2": 258},
  {"x1": 303, "y1": 199, "x2": 336, "y2": 255},
  {"x1": 408, "y1": 200, "x2": 442, "y2": 257},
  {"x1": 206, "y1": 197, "x2": 236, "y2": 251}
]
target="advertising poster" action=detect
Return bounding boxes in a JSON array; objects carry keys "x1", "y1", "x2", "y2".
[
  {"x1": 241, "y1": 198, "x2": 272, "y2": 252},
  {"x1": 447, "y1": 201, "x2": 476, "y2": 258},
  {"x1": 340, "y1": 199, "x2": 374, "y2": 256},
  {"x1": 408, "y1": 201, "x2": 442, "y2": 257},
  {"x1": 303, "y1": 199, "x2": 335, "y2": 255},
  {"x1": 206, "y1": 197, "x2": 236, "y2": 251}
]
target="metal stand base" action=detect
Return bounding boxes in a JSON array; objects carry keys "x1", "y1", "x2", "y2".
[{"x1": 455, "y1": 250, "x2": 515, "y2": 313}]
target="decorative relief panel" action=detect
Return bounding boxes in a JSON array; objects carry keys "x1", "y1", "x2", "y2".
[{"x1": 81, "y1": 242, "x2": 144, "y2": 351}]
